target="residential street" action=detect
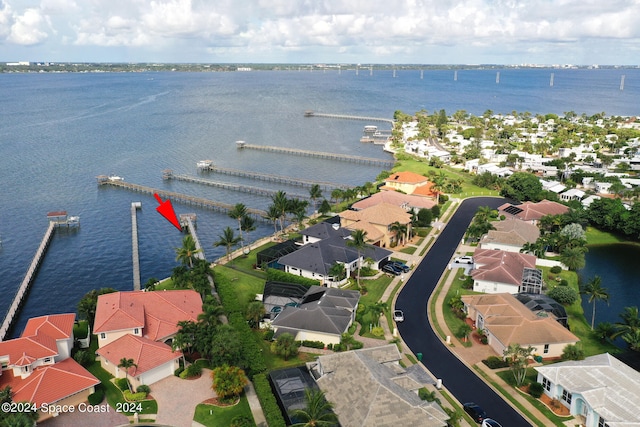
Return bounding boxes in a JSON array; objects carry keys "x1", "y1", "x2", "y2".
[{"x1": 396, "y1": 197, "x2": 534, "y2": 427}]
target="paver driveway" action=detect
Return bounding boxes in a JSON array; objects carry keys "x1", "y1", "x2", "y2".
[{"x1": 152, "y1": 369, "x2": 215, "y2": 427}]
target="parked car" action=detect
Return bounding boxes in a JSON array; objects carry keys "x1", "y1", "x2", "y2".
[
  {"x1": 454, "y1": 256, "x2": 474, "y2": 264},
  {"x1": 382, "y1": 263, "x2": 402, "y2": 275},
  {"x1": 393, "y1": 310, "x2": 404, "y2": 322},
  {"x1": 463, "y1": 402, "x2": 487, "y2": 423},
  {"x1": 481, "y1": 419, "x2": 502, "y2": 427},
  {"x1": 390, "y1": 261, "x2": 410, "y2": 273}
]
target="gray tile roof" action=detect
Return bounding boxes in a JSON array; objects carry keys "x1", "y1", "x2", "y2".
[
  {"x1": 308, "y1": 345, "x2": 448, "y2": 427},
  {"x1": 301, "y1": 222, "x2": 352, "y2": 240}
]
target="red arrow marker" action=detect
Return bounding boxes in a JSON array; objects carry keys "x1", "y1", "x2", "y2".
[{"x1": 154, "y1": 193, "x2": 182, "y2": 231}]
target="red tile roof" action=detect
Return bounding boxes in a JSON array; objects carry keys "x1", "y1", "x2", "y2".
[
  {"x1": 384, "y1": 171, "x2": 430, "y2": 184},
  {"x1": 96, "y1": 334, "x2": 182, "y2": 376},
  {"x1": 498, "y1": 199, "x2": 569, "y2": 222},
  {"x1": 472, "y1": 249, "x2": 537, "y2": 286},
  {"x1": 0, "y1": 358, "x2": 99, "y2": 407},
  {"x1": 0, "y1": 335, "x2": 58, "y2": 364},
  {"x1": 21, "y1": 313, "x2": 75, "y2": 340},
  {"x1": 94, "y1": 290, "x2": 202, "y2": 340},
  {"x1": 351, "y1": 191, "x2": 436, "y2": 211}
]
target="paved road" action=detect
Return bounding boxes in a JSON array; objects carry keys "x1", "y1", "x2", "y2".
[{"x1": 396, "y1": 197, "x2": 533, "y2": 427}]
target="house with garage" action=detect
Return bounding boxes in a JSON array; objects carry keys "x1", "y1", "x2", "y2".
[
  {"x1": 351, "y1": 189, "x2": 436, "y2": 212},
  {"x1": 269, "y1": 285, "x2": 360, "y2": 346},
  {"x1": 381, "y1": 171, "x2": 431, "y2": 194},
  {"x1": 339, "y1": 203, "x2": 412, "y2": 248},
  {"x1": 0, "y1": 314, "x2": 100, "y2": 421},
  {"x1": 93, "y1": 290, "x2": 202, "y2": 387},
  {"x1": 498, "y1": 199, "x2": 569, "y2": 225},
  {"x1": 535, "y1": 353, "x2": 640, "y2": 427},
  {"x1": 471, "y1": 248, "x2": 542, "y2": 294},
  {"x1": 479, "y1": 218, "x2": 540, "y2": 253},
  {"x1": 461, "y1": 293, "x2": 579, "y2": 359},
  {"x1": 306, "y1": 344, "x2": 449, "y2": 426}
]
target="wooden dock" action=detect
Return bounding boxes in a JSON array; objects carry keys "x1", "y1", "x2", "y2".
[
  {"x1": 183, "y1": 216, "x2": 205, "y2": 261},
  {"x1": 304, "y1": 111, "x2": 395, "y2": 125},
  {"x1": 163, "y1": 171, "x2": 310, "y2": 200},
  {"x1": 98, "y1": 177, "x2": 268, "y2": 219},
  {"x1": 131, "y1": 202, "x2": 141, "y2": 291},
  {"x1": 196, "y1": 163, "x2": 352, "y2": 191},
  {"x1": 0, "y1": 221, "x2": 56, "y2": 341},
  {"x1": 236, "y1": 142, "x2": 395, "y2": 168}
]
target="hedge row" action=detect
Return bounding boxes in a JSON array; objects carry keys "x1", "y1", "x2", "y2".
[
  {"x1": 266, "y1": 268, "x2": 321, "y2": 287},
  {"x1": 253, "y1": 374, "x2": 286, "y2": 427},
  {"x1": 298, "y1": 340, "x2": 325, "y2": 349},
  {"x1": 123, "y1": 390, "x2": 147, "y2": 401}
]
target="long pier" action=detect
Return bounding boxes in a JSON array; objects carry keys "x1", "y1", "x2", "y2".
[
  {"x1": 164, "y1": 171, "x2": 310, "y2": 200},
  {"x1": 131, "y1": 202, "x2": 141, "y2": 291},
  {"x1": 236, "y1": 142, "x2": 395, "y2": 168},
  {"x1": 0, "y1": 222, "x2": 56, "y2": 341},
  {"x1": 196, "y1": 163, "x2": 352, "y2": 191},
  {"x1": 98, "y1": 177, "x2": 268, "y2": 219},
  {"x1": 184, "y1": 216, "x2": 205, "y2": 261},
  {"x1": 304, "y1": 111, "x2": 395, "y2": 125}
]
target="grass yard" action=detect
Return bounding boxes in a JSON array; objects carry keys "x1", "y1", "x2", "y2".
[
  {"x1": 193, "y1": 394, "x2": 253, "y2": 427},
  {"x1": 258, "y1": 337, "x2": 322, "y2": 370},
  {"x1": 442, "y1": 268, "x2": 478, "y2": 347},
  {"x1": 214, "y1": 265, "x2": 266, "y2": 307},
  {"x1": 585, "y1": 226, "x2": 636, "y2": 246}
]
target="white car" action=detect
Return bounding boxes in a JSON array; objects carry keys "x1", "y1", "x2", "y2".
[
  {"x1": 393, "y1": 310, "x2": 404, "y2": 322},
  {"x1": 481, "y1": 419, "x2": 502, "y2": 427},
  {"x1": 454, "y1": 256, "x2": 474, "y2": 264}
]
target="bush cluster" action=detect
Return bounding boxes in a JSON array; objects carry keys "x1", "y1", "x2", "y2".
[
  {"x1": 265, "y1": 268, "x2": 321, "y2": 287},
  {"x1": 181, "y1": 363, "x2": 202, "y2": 378},
  {"x1": 253, "y1": 374, "x2": 286, "y2": 427},
  {"x1": 174, "y1": 366, "x2": 184, "y2": 377},
  {"x1": 550, "y1": 265, "x2": 562, "y2": 274},
  {"x1": 482, "y1": 356, "x2": 509, "y2": 369},
  {"x1": 528, "y1": 382, "x2": 544, "y2": 398},
  {"x1": 548, "y1": 286, "x2": 579, "y2": 305},
  {"x1": 87, "y1": 386, "x2": 105, "y2": 405},
  {"x1": 115, "y1": 378, "x2": 130, "y2": 392},
  {"x1": 299, "y1": 340, "x2": 325, "y2": 349},
  {"x1": 136, "y1": 385, "x2": 151, "y2": 394},
  {"x1": 123, "y1": 390, "x2": 147, "y2": 401}
]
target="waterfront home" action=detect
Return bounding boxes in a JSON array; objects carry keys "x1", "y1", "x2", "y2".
[
  {"x1": 498, "y1": 199, "x2": 569, "y2": 224},
  {"x1": 0, "y1": 314, "x2": 100, "y2": 421},
  {"x1": 471, "y1": 248, "x2": 542, "y2": 294},
  {"x1": 269, "y1": 286, "x2": 360, "y2": 346},
  {"x1": 461, "y1": 293, "x2": 579, "y2": 359},
  {"x1": 93, "y1": 290, "x2": 202, "y2": 386},
  {"x1": 306, "y1": 344, "x2": 449, "y2": 427},
  {"x1": 351, "y1": 189, "x2": 436, "y2": 212},
  {"x1": 479, "y1": 218, "x2": 540, "y2": 253},
  {"x1": 339, "y1": 203, "x2": 412, "y2": 248},
  {"x1": 535, "y1": 353, "x2": 640, "y2": 427},
  {"x1": 381, "y1": 171, "x2": 431, "y2": 194}
]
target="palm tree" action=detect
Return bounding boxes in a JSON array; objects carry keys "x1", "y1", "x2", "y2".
[
  {"x1": 198, "y1": 302, "x2": 225, "y2": 327},
  {"x1": 330, "y1": 188, "x2": 343, "y2": 203},
  {"x1": 246, "y1": 301, "x2": 266, "y2": 329},
  {"x1": 175, "y1": 234, "x2": 202, "y2": 268},
  {"x1": 347, "y1": 229, "x2": 368, "y2": 291},
  {"x1": 118, "y1": 358, "x2": 137, "y2": 392},
  {"x1": 612, "y1": 306, "x2": 640, "y2": 340},
  {"x1": 580, "y1": 275, "x2": 609, "y2": 329},
  {"x1": 309, "y1": 184, "x2": 323, "y2": 213},
  {"x1": 389, "y1": 221, "x2": 408, "y2": 246},
  {"x1": 559, "y1": 246, "x2": 587, "y2": 271},
  {"x1": 271, "y1": 190, "x2": 289, "y2": 233},
  {"x1": 240, "y1": 215, "x2": 256, "y2": 251},
  {"x1": 431, "y1": 172, "x2": 447, "y2": 204},
  {"x1": 228, "y1": 203, "x2": 248, "y2": 249},
  {"x1": 214, "y1": 227, "x2": 241, "y2": 261},
  {"x1": 328, "y1": 262, "x2": 346, "y2": 284},
  {"x1": 290, "y1": 388, "x2": 339, "y2": 427},
  {"x1": 265, "y1": 204, "x2": 281, "y2": 235}
]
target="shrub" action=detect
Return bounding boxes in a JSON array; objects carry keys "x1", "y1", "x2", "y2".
[
  {"x1": 371, "y1": 326, "x2": 384, "y2": 337},
  {"x1": 300, "y1": 340, "x2": 325, "y2": 349},
  {"x1": 174, "y1": 366, "x2": 185, "y2": 377},
  {"x1": 528, "y1": 382, "x2": 544, "y2": 398},
  {"x1": 482, "y1": 356, "x2": 509, "y2": 369},
  {"x1": 87, "y1": 386, "x2": 105, "y2": 405},
  {"x1": 561, "y1": 344, "x2": 585, "y2": 361},
  {"x1": 230, "y1": 415, "x2": 254, "y2": 427},
  {"x1": 115, "y1": 378, "x2": 130, "y2": 392},
  {"x1": 265, "y1": 268, "x2": 320, "y2": 287},
  {"x1": 184, "y1": 363, "x2": 203, "y2": 378},
  {"x1": 351, "y1": 341, "x2": 364, "y2": 350},
  {"x1": 439, "y1": 194, "x2": 449, "y2": 204},
  {"x1": 136, "y1": 385, "x2": 150, "y2": 394},
  {"x1": 253, "y1": 374, "x2": 286, "y2": 427},
  {"x1": 263, "y1": 329, "x2": 275, "y2": 341},
  {"x1": 73, "y1": 349, "x2": 94, "y2": 367},
  {"x1": 326, "y1": 343, "x2": 333, "y2": 350},
  {"x1": 123, "y1": 390, "x2": 147, "y2": 401},
  {"x1": 559, "y1": 279, "x2": 568, "y2": 287},
  {"x1": 547, "y1": 286, "x2": 579, "y2": 305},
  {"x1": 550, "y1": 266, "x2": 562, "y2": 274}
]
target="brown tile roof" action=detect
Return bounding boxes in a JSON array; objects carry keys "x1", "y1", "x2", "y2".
[
  {"x1": 461, "y1": 293, "x2": 579, "y2": 347},
  {"x1": 384, "y1": 171, "x2": 430, "y2": 184},
  {"x1": 351, "y1": 191, "x2": 436, "y2": 211},
  {"x1": 96, "y1": 334, "x2": 181, "y2": 376},
  {"x1": 498, "y1": 199, "x2": 569, "y2": 222},
  {"x1": 480, "y1": 218, "x2": 540, "y2": 247},
  {"x1": 0, "y1": 358, "x2": 99, "y2": 407},
  {"x1": 94, "y1": 290, "x2": 202, "y2": 340},
  {"x1": 471, "y1": 249, "x2": 537, "y2": 286},
  {"x1": 339, "y1": 203, "x2": 411, "y2": 227},
  {"x1": 21, "y1": 313, "x2": 75, "y2": 340}
]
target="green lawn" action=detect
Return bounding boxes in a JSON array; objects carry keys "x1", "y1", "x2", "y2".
[
  {"x1": 585, "y1": 226, "x2": 636, "y2": 246},
  {"x1": 258, "y1": 337, "x2": 322, "y2": 370},
  {"x1": 442, "y1": 268, "x2": 478, "y2": 347},
  {"x1": 193, "y1": 394, "x2": 254, "y2": 427},
  {"x1": 398, "y1": 246, "x2": 417, "y2": 254},
  {"x1": 214, "y1": 266, "x2": 267, "y2": 307}
]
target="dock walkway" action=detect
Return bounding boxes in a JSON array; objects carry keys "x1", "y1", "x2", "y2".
[
  {"x1": 304, "y1": 111, "x2": 395, "y2": 125},
  {"x1": 0, "y1": 221, "x2": 56, "y2": 341},
  {"x1": 131, "y1": 202, "x2": 141, "y2": 291},
  {"x1": 236, "y1": 142, "x2": 395, "y2": 168},
  {"x1": 184, "y1": 217, "x2": 205, "y2": 261},
  {"x1": 99, "y1": 178, "x2": 268, "y2": 219}
]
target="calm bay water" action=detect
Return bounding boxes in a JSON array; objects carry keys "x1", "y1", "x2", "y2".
[{"x1": 1, "y1": 68, "x2": 639, "y2": 338}]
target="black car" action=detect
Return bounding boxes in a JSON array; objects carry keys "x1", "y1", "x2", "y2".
[
  {"x1": 390, "y1": 261, "x2": 410, "y2": 273},
  {"x1": 463, "y1": 402, "x2": 487, "y2": 423},
  {"x1": 382, "y1": 264, "x2": 402, "y2": 275}
]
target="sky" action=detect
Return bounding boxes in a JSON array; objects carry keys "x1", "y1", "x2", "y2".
[{"x1": 1, "y1": 0, "x2": 639, "y2": 65}]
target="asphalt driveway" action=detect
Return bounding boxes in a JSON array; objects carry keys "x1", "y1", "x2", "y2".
[{"x1": 396, "y1": 197, "x2": 533, "y2": 427}]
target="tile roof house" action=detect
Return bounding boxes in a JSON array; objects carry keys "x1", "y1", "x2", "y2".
[
  {"x1": 269, "y1": 286, "x2": 360, "y2": 346},
  {"x1": 278, "y1": 232, "x2": 392, "y2": 287},
  {"x1": 339, "y1": 203, "x2": 412, "y2": 248},
  {"x1": 382, "y1": 171, "x2": 431, "y2": 194},
  {"x1": 498, "y1": 199, "x2": 569, "y2": 224},
  {"x1": 479, "y1": 218, "x2": 540, "y2": 253},
  {"x1": 535, "y1": 353, "x2": 640, "y2": 427},
  {"x1": 299, "y1": 221, "x2": 352, "y2": 245},
  {"x1": 471, "y1": 248, "x2": 542, "y2": 294},
  {"x1": 462, "y1": 293, "x2": 579, "y2": 359},
  {"x1": 350, "y1": 190, "x2": 436, "y2": 212},
  {"x1": 93, "y1": 290, "x2": 202, "y2": 387},
  {"x1": 306, "y1": 344, "x2": 448, "y2": 427},
  {"x1": 0, "y1": 314, "x2": 100, "y2": 421}
]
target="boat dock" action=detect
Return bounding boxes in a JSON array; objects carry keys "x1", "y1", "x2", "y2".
[
  {"x1": 131, "y1": 202, "x2": 141, "y2": 291},
  {"x1": 163, "y1": 170, "x2": 310, "y2": 200},
  {"x1": 181, "y1": 214, "x2": 205, "y2": 261},
  {"x1": 235, "y1": 141, "x2": 395, "y2": 168},
  {"x1": 196, "y1": 161, "x2": 352, "y2": 191},
  {"x1": 97, "y1": 176, "x2": 268, "y2": 219},
  {"x1": 1, "y1": 212, "x2": 79, "y2": 341},
  {"x1": 304, "y1": 110, "x2": 395, "y2": 125}
]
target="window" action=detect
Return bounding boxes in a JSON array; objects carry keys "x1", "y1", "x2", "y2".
[
  {"x1": 543, "y1": 344, "x2": 550, "y2": 354},
  {"x1": 542, "y1": 377, "x2": 551, "y2": 391},
  {"x1": 562, "y1": 389, "x2": 572, "y2": 404},
  {"x1": 100, "y1": 333, "x2": 106, "y2": 339},
  {"x1": 598, "y1": 417, "x2": 609, "y2": 427},
  {"x1": 134, "y1": 328, "x2": 139, "y2": 334},
  {"x1": 43, "y1": 357, "x2": 52, "y2": 363}
]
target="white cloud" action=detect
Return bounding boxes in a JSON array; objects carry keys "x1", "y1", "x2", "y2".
[{"x1": 8, "y1": 7, "x2": 49, "y2": 45}]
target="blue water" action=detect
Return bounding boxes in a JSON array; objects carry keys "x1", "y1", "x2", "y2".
[{"x1": 1, "y1": 68, "x2": 639, "y2": 338}]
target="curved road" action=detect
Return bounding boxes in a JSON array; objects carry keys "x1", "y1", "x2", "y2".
[{"x1": 396, "y1": 197, "x2": 533, "y2": 427}]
